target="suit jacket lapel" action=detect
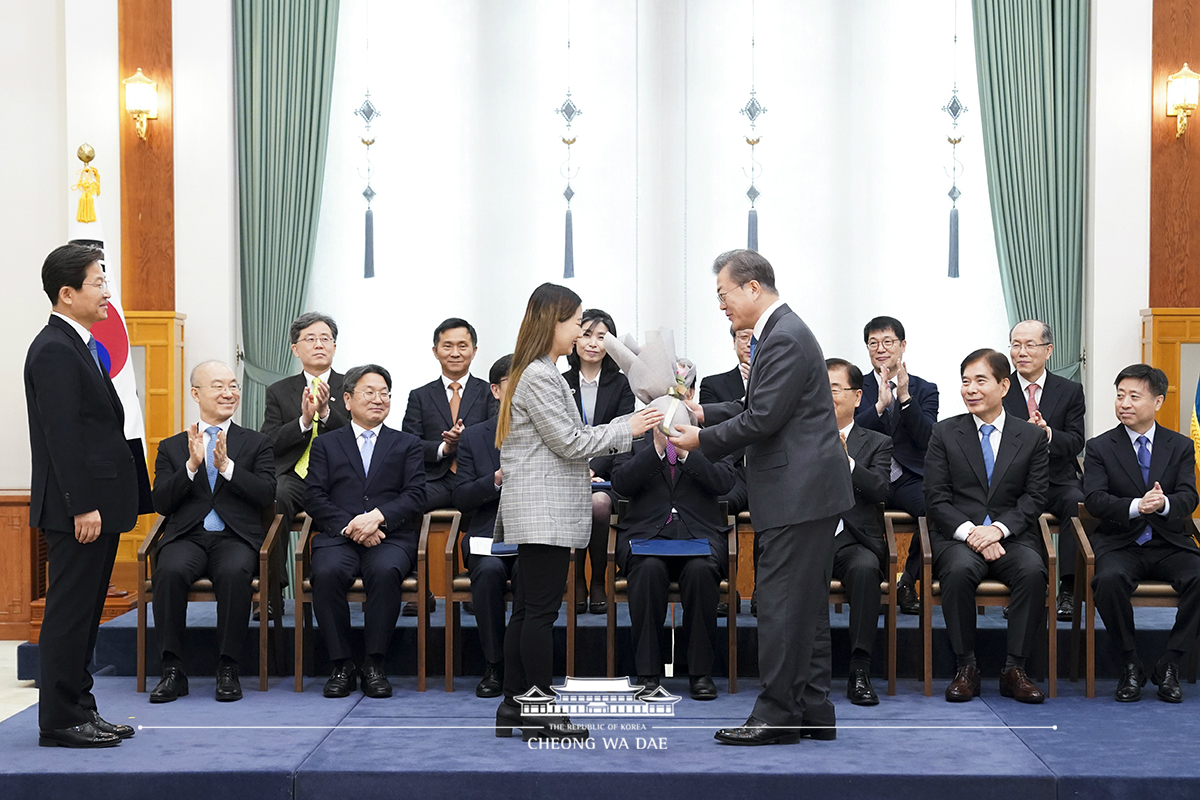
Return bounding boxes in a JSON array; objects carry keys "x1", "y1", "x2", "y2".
[
  {"x1": 1004, "y1": 374, "x2": 1029, "y2": 421},
  {"x1": 366, "y1": 427, "x2": 397, "y2": 486},
  {"x1": 53, "y1": 316, "x2": 123, "y2": 418},
  {"x1": 338, "y1": 427, "x2": 368, "y2": 482},
  {"x1": 1111, "y1": 428, "x2": 1147, "y2": 490},
  {"x1": 432, "y1": 381, "x2": 454, "y2": 428},
  {"x1": 457, "y1": 377, "x2": 483, "y2": 423},
  {"x1": 846, "y1": 424, "x2": 866, "y2": 460},
  {"x1": 212, "y1": 424, "x2": 246, "y2": 497},
  {"x1": 1037, "y1": 373, "x2": 1063, "y2": 423},
  {"x1": 955, "y1": 418, "x2": 989, "y2": 490},
  {"x1": 987, "y1": 423, "x2": 1020, "y2": 501},
  {"x1": 1148, "y1": 429, "x2": 1172, "y2": 487},
  {"x1": 746, "y1": 305, "x2": 789, "y2": 404}
]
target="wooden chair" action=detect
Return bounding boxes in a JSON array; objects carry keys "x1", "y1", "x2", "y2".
[
  {"x1": 829, "y1": 504, "x2": 899, "y2": 696},
  {"x1": 136, "y1": 506, "x2": 286, "y2": 693},
  {"x1": 294, "y1": 512, "x2": 431, "y2": 692},
  {"x1": 1069, "y1": 504, "x2": 1200, "y2": 698},
  {"x1": 604, "y1": 502, "x2": 738, "y2": 693},
  {"x1": 443, "y1": 519, "x2": 581, "y2": 690},
  {"x1": 919, "y1": 514, "x2": 1057, "y2": 698}
]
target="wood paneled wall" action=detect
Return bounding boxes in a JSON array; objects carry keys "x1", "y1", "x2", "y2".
[
  {"x1": 1151, "y1": 0, "x2": 1200, "y2": 307},
  {"x1": 118, "y1": 0, "x2": 174, "y2": 311}
]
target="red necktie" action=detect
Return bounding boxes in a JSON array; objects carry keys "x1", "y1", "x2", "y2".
[{"x1": 1026, "y1": 384, "x2": 1038, "y2": 418}]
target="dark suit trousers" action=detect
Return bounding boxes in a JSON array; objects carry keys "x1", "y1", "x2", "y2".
[
  {"x1": 467, "y1": 552, "x2": 516, "y2": 664},
  {"x1": 39, "y1": 528, "x2": 120, "y2": 730},
  {"x1": 935, "y1": 539, "x2": 1048, "y2": 658},
  {"x1": 503, "y1": 544, "x2": 570, "y2": 701},
  {"x1": 1093, "y1": 537, "x2": 1200, "y2": 656},
  {"x1": 1045, "y1": 482, "x2": 1084, "y2": 583},
  {"x1": 752, "y1": 516, "x2": 837, "y2": 727},
  {"x1": 625, "y1": 553, "x2": 723, "y2": 676},
  {"x1": 152, "y1": 529, "x2": 257, "y2": 663},
  {"x1": 889, "y1": 471, "x2": 926, "y2": 583},
  {"x1": 831, "y1": 536, "x2": 883, "y2": 659},
  {"x1": 272, "y1": 471, "x2": 309, "y2": 587},
  {"x1": 312, "y1": 542, "x2": 415, "y2": 661},
  {"x1": 423, "y1": 473, "x2": 456, "y2": 512}
]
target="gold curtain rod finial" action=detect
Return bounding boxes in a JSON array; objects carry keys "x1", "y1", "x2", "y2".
[{"x1": 77, "y1": 143, "x2": 95, "y2": 163}]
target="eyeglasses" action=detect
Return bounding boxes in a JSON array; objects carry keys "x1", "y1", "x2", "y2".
[
  {"x1": 299, "y1": 335, "x2": 335, "y2": 346},
  {"x1": 194, "y1": 382, "x2": 241, "y2": 393},
  {"x1": 829, "y1": 387, "x2": 858, "y2": 396},
  {"x1": 82, "y1": 279, "x2": 110, "y2": 292},
  {"x1": 354, "y1": 389, "x2": 391, "y2": 401},
  {"x1": 1010, "y1": 342, "x2": 1051, "y2": 352},
  {"x1": 716, "y1": 284, "x2": 745, "y2": 305},
  {"x1": 866, "y1": 337, "x2": 900, "y2": 350}
]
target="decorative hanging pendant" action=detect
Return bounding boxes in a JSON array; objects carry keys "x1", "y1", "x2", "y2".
[
  {"x1": 942, "y1": 0, "x2": 967, "y2": 279},
  {"x1": 740, "y1": 3, "x2": 765, "y2": 252},
  {"x1": 355, "y1": 4, "x2": 380, "y2": 280},
  {"x1": 557, "y1": 6, "x2": 581, "y2": 280}
]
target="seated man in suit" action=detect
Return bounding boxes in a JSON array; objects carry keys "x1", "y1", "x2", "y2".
[
  {"x1": 611, "y1": 359, "x2": 736, "y2": 701},
  {"x1": 925, "y1": 349, "x2": 1048, "y2": 703},
  {"x1": 1083, "y1": 364, "x2": 1200, "y2": 703},
  {"x1": 1004, "y1": 320, "x2": 1085, "y2": 620},
  {"x1": 149, "y1": 361, "x2": 277, "y2": 703},
  {"x1": 856, "y1": 316, "x2": 939, "y2": 615},
  {"x1": 260, "y1": 312, "x2": 349, "y2": 603},
  {"x1": 451, "y1": 354, "x2": 515, "y2": 698},
  {"x1": 305, "y1": 364, "x2": 426, "y2": 699},
  {"x1": 826, "y1": 358, "x2": 893, "y2": 706}
]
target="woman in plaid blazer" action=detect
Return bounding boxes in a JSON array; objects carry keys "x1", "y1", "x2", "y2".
[{"x1": 493, "y1": 283, "x2": 662, "y2": 742}]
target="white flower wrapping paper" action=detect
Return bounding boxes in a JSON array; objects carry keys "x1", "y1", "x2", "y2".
[{"x1": 602, "y1": 328, "x2": 697, "y2": 434}]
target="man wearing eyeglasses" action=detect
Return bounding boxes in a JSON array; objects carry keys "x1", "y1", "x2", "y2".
[
  {"x1": 855, "y1": 316, "x2": 940, "y2": 615},
  {"x1": 1002, "y1": 320, "x2": 1086, "y2": 620},
  {"x1": 304, "y1": 365, "x2": 426, "y2": 699},
  {"x1": 148, "y1": 361, "x2": 277, "y2": 703}
]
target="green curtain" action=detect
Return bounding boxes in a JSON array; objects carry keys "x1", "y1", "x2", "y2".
[
  {"x1": 233, "y1": 0, "x2": 340, "y2": 426},
  {"x1": 972, "y1": 0, "x2": 1088, "y2": 380}
]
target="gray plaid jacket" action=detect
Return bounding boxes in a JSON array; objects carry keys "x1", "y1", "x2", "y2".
[{"x1": 495, "y1": 356, "x2": 632, "y2": 547}]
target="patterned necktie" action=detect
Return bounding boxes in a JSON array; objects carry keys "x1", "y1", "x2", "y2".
[
  {"x1": 886, "y1": 381, "x2": 903, "y2": 482},
  {"x1": 361, "y1": 430, "x2": 376, "y2": 476},
  {"x1": 86, "y1": 336, "x2": 105, "y2": 376},
  {"x1": 203, "y1": 426, "x2": 225, "y2": 531},
  {"x1": 1026, "y1": 384, "x2": 1039, "y2": 418},
  {"x1": 665, "y1": 440, "x2": 678, "y2": 481},
  {"x1": 294, "y1": 376, "x2": 322, "y2": 479},
  {"x1": 980, "y1": 423, "x2": 996, "y2": 526},
  {"x1": 1136, "y1": 435, "x2": 1153, "y2": 545},
  {"x1": 749, "y1": 335, "x2": 758, "y2": 364},
  {"x1": 448, "y1": 382, "x2": 462, "y2": 473}
]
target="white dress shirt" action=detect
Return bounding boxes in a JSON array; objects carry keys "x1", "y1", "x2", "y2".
[
  {"x1": 297, "y1": 368, "x2": 334, "y2": 433},
  {"x1": 952, "y1": 411, "x2": 1012, "y2": 541},
  {"x1": 52, "y1": 311, "x2": 92, "y2": 344},
  {"x1": 436, "y1": 373, "x2": 471, "y2": 460},
  {"x1": 835, "y1": 421, "x2": 855, "y2": 536},
  {"x1": 1015, "y1": 369, "x2": 1053, "y2": 443},
  {"x1": 1124, "y1": 423, "x2": 1171, "y2": 519},
  {"x1": 751, "y1": 297, "x2": 786, "y2": 345},
  {"x1": 186, "y1": 417, "x2": 236, "y2": 482}
]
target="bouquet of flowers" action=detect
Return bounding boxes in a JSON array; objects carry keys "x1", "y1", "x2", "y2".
[{"x1": 602, "y1": 327, "x2": 696, "y2": 435}]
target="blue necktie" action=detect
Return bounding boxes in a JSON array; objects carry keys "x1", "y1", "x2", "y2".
[
  {"x1": 980, "y1": 423, "x2": 995, "y2": 526},
  {"x1": 203, "y1": 426, "x2": 225, "y2": 531},
  {"x1": 87, "y1": 336, "x2": 104, "y2": 376},
  {"x1": 749, "y1": 335, "x2": 757, "y2": 364},
  {"x1": 361, "y1": 430, "x2": 376, "y2": 476},
  {"x1": 1136, "y1": 435, "x2": 1153, "y2": 545}
]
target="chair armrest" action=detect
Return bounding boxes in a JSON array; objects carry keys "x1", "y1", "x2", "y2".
[
  {"x1": 138, "y1": 515, "x2": 167, "y2": 562},
  {"x1": 881, "y1": 504, "x2": 897, "y2": 568},
  {"x1": 607, "y1": 523, "x2": 617, "y2": 562},
  {"x1": 1038, "y1": 514, "x2": 1056, "y2": 572},
  {"x1": 1072, "y1": 517, "x2": 1095, "y2": 566},
  {"x1": 445, "y1": 513, "x2": 464, "y2": 567},
  {"x1": 260, "y1": 513, "x2": 282, "y2": 560},
  {"x1": 918, "y1": 516, "x2": 932, "y2": 565},
  {"x1": 727, "y1": 515, "x2": 739, "y2": 558},
  {"x1": 296, "y1": 514, "x2": 314, "y2": 577}
]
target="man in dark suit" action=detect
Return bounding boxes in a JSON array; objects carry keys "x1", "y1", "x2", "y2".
[
  {"x1": 305, "y1": 364, "x2": 426, "y2": 699},
  {"x1": 25, "y1": 243, "x2": 139, "y2": 747},
  {"x1": 925, "y1": 349, "x2": 1049, "y2": 704},
  {"x1": 612, "y1": 360, "x2": 736, "y2": 702},
  {"x1": 1083, "y1": 364, "x2": 1200, "y2": 703},
  {"x1": 671, "y1": 249, "x2": 854, "y2": 745},
  {"x1": 855, "y1": 316, "x2": 939, "y2": 614},
  {"x1": 1003, "y1": 320, "x2": 1086, "y2": 620},
  {"x1": 260, "y1": 312, "x2": 349, "y2": 596},
  {"x1": 149, "y1": 361, "x2": 277, "y2": 703},
  {"x1": 451, "y1": 354, "x2": 515, "y2": 698},
  {"x1": 826, "y1": 358, "x2": 893, "y2": 706}
]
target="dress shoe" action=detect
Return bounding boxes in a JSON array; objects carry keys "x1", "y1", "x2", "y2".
[
  {"x1": 897, "y1": 581, "x2": 920, "y2": 615},
  {"x1": 714, "y1": 715, "x2": 802, "y2": 746},
  {"x1": 798, "y1": 718, "x2": 837, "y2": 740},
  {"x1": 589, "y1": 586, "x2": 607, "y2": 615},
  {"x1": 1056, "y1": 589, "x2": 1074, "y2": 621},
  {"x1": 635, "y1": 675, "x2": 661, "y2": 694},
  {"x1": 495, "y1": 699, "x2": 525, "y2": 738},
  {"x1": 323, "y1": 660, "x2": 358, "y2": 698},
  {"x1": 1002, "y1": 605, "x2": 1010, "y2": 619},
  {"x1": 750, "y1": 596, "x2": 758, "y2": 617},
  {"x1": 944, "y1": 664, "x2": 981, "y2": 702},
  {"x1": 464, "y1": 601, "x2": 475, "y2": 615},
  {"x1": 215, "y1": 664, "x2": 243, "y2": 702},
  {"x1": 252, "y1": 598, "x2": 280, "y2": 622},
  {"x1": 1115, "y1": 662, "x2": 1146, "y2": 702},
  {"x1": 106, "y1": 582, "x2": 129, "y2": 597},
  {"x1": 150, "y1": 666, "x2": 189, "y2": 703},
  {"x1": 847, "y1": 667, "x2": 879, "y2": 706},
  {"x1": 689, "y1": 675, "x2": 718, "y2": 701},
  {"x1": 39, "y1": 722, "x2": 121, "y2": 749},
  {"x1": 476, "y1": 662, "x2": 503, "y2": 698},
  {"x1": 361, "y1": 663, "x2": 393, "y2": 698},
  {"x1": 998, "y1": 666, "x2": 1045, "y2": 704},
  {"x1": 1152, "y1": 661, "x2": 1183, "y2": 703},
  {"x1": 523, "y1": 715, "x2": 589, "y2": 742},
  {"x1": 402, "y1": 592, "x2": 436, "y2": 617},
  {"x1": 716, "y1": 602, "x2": 730, "y2": 617},
  {"x1": 90, "y1": 710, "x2": 135, "y2": 739}
]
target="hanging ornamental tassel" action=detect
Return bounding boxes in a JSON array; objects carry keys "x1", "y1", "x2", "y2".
[
  {"x1": 564, "y1": 203, "x2": 575, "y2": 279},
  {"x1": 747, "y1": 207, "x2": 758, "y2": 252},
  {"x1": 948, "y1": 205, "x2": 959, "y2": 279},
  {"x1": 355, "y1": 89, "x2": 381, "y2": 279},
  {"x1": 73, "y1": 145, "x2": 101, "y2": 223},
  {"x1": 942, "y1": 2, "x2": 967, "y2": 278},
  {"x1": 364, "y1": 205, "x2": 375, "y2": 279}
]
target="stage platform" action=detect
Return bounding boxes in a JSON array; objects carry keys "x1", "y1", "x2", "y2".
[{"x1": 1, "y1": 674, "x2": 1198, "y2": 800}]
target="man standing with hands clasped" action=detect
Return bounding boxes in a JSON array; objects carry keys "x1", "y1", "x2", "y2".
[{"x1": 670, "y1": 249, "x2": 853, "y2": 745}]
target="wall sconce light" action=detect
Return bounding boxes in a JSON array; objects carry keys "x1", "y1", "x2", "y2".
[
  {"x1": 122, "y1": 68, "x2": 158, "y2": 141},
  {"x1": 1166, "y1": 63, "x2": 1199, "y2": 138}
]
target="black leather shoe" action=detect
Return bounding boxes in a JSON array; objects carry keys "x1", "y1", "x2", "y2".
[
  {"x1": 1152, "y1": 661, "x2": 1183, "y2": 703},
  {"x1": 714, "y1": 715, "x2": 802, "y2": 746},
  {"x1": 716, "y1": 602, "x2": 730, "y2": 617},
  {"x1": 945, "y1": 664, "x2": 981, "y2": 702},
  {"x1": 476, "y1": 662, "x2": 503, "y2": 698},
  {"x1": 689, "y1": 675, "x2": 718, "y2": 701},
  {"x1": 323, "y1": 661, "x2": 358, "y2": 698},
  {"x1": 215, "y1": 664, "x2": 242, "y2": 702},
  {"x1": 361, "y1": 663, "x2": 393, "y2": 698},
  {"x1": 150, "y1": 666, "x2": 189, "y2": 703},
  {"x1": 1056, "y1": 589, "x2": 1074, "y2": 621},
  {"x1": 90, "y1": 710, "x2": 135, "y2": 739},
  {"x1": 897, "y1": 581, "x2": 920, "y2": 615},
  {"x1": 847, "y1": 667, "x2": 879, "y2": 706},
  {"x1": 402, "y1": 592, "x2": 436, "y2": 617},
  {"x1": 39, "y1": 722, "x2": 121, "y2": 748},
  {"x1": 998, "y1": 666, "x2": 1045, "y2": 704},
  {"x1": 1115, "y1": 662, "x2": 1146, "y2": 702},
  {"x1": 750, "y1": 591, "x2": 758, "y2": 618},
  {"x1": 523, "y1": 715, "x2": 590, "y2": 742},
  {"x1": 1002, "y1": 605, "x2": 1010, "y2": 619},
  {"x1": 799, "y1": 717, "x2": 837, "y2": 740},
  {"x1": 495, "y1": 699, "x2": 524, "y2": 738},
  {"x1": 589, "y1": 586, "x2": 607, "y2": 615},
  {"x1": 635, "y1": 675, "x2": 661, "y2": 694}
]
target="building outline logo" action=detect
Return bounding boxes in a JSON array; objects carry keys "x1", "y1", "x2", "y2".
[{"x1": 515, "y1": 677, "x2": 681, "y2": 717}]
